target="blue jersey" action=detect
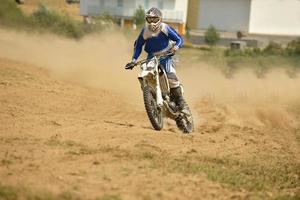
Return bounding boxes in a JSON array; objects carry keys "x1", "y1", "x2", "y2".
[{"x1": 132, "y1": 23, "x2": 183, "y2": 60}]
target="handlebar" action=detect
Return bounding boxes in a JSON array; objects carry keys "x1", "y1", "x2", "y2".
[{"x1": 134, "y1": 50, "x2": 175, "y2": 66}]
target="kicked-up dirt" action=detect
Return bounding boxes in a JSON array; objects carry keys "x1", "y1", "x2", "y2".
[{"x1": 0, "y1": 29, "x2": 299, "y2": 200}]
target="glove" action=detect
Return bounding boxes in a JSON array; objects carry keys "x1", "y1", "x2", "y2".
[
  {"x1": 172, "y1": 46, "x2": 179, "y2": 52},
  {"x1": 125, "y1": 62, "x2": 136, "y2": 70},
  {"x1": 170, "y1": 46, "x2": 179, "y2": 55}
]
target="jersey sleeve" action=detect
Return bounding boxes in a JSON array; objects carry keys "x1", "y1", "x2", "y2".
[
  {"x1": 132, "y1": 28, "x2": 146, "y2": 61},
  {"x1": 166, "y1": 25, "x2": 184, "y2": 49}
]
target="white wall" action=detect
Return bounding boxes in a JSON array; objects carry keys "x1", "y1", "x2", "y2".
[
  {"x1": 80, "y1": 0, "x2": 136, "y2": 16},
  {"x1": 249, "y1": 0, "x2": 300, "y2": 35},
  {"x1": 174, "y1": 0, "x2": 188, "y2": 23},
  {"x1": 198, "y1": 0, "x2": 251, "y2": 31}
]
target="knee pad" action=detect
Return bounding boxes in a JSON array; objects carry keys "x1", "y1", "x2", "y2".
[{"x1": 167, "y1": 73, "x2": 180, "y2": 88}]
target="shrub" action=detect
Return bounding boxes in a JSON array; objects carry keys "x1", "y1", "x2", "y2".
[
  {"x1": 0, "y1": 0, "x2": 30, "y2": 27},
  {"x1": 263, "y1": 41, "x2": 284, "y2": 55},
  {"x1": 286, "y1": 38, "x2": 300, "y2": 55},
  {"x1": 224, "y1": 42, "x2": 294, "y2": 58},
  {"x1": 252, "y1": 47, "x2": 262, "y2": 56},
  {"x1": 134, "y1": 5, "x2": 145, "y2": 28},
  {"x1": 204, "y1": 25, "x2": 220, "y2": 46},
  {"x1": 224, "y1": 48, "x2": 259, "y2": 57},
  {"x1": 31, "y1": 4, "x2": 84, "y2": 38},
  {"x1": 224, "y1": 49, "x2": 243, "y2": 57}
]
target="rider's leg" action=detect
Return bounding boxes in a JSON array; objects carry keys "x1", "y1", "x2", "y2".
[
  {"x1": 162, "y1": 57, "x2": 188, "y2": 111},
  {"x1": 170, "y1": 85, "x2": 186, "y2": 111}
]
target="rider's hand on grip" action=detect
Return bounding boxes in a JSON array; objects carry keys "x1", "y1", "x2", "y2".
[
  {"x1": 125, "y1": 62, "x2": 135, "y2": 70},
  {"x1": 169, "y1": 46, "x2": 178, "y2": 56}
]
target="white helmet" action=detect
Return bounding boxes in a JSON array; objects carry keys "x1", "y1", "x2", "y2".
[{"x1": 145, "y1": 7, "x2": 162, "y2": 32}]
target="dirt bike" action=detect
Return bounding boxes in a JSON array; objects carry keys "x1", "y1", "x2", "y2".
[{"x1": 131, "y1": 51, "x2": 194, "y2": 133}]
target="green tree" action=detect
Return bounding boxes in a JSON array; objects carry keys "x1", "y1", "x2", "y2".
[
  {"x1": 204, "y1": 25, "x2": 220, "y2": 46},
  {"x1": 134, "y1": 5, "x2": 145, "y2": 28}
]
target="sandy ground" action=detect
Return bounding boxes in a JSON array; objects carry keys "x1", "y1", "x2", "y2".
[{"x1": 0, "y1": 29, "x2": 300, "y2": 200}]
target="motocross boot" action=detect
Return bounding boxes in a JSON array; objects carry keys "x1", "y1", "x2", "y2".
[{"x1": 170, "y1": 86, "x2": 189, "y2": 114}]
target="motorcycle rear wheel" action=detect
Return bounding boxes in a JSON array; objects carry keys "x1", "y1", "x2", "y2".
[
  {"x1": 175, "y1": 105, "x2": 194, "y2": 133},
  {"x1": 143, "y1": 85, "x2": 163, "y2": 131}
]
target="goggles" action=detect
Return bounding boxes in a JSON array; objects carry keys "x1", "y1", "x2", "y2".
[{"x1": 146, "y1": 17, "x2": 160, "y2": 23}]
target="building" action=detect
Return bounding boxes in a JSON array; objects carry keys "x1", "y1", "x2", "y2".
[
  {"x1": 80, "y1": 0, "x2": 189, "y2": 34},
  {"x1": 187, "y1": 0, "x2": 300, "y2": 36}
]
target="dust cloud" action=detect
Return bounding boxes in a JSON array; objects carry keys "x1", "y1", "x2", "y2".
[
  {"x1": 1, "y1": 28, "x2": 299, "y2": 129},
  {"x1": 178, "y1": 63, "x2": 300, "y2": 129},
  {"x1": 0, "y1": 28, "x2": 141, "y2": 101}
]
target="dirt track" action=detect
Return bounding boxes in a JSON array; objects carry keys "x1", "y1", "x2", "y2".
[{"x1": 0, "y1": 29, "x2": 299, "y2": 200}]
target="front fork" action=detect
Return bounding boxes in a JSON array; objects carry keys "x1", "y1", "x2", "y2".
[
  {"x1": 155, "y1": 71, "x2": 164, "y2": 107},
  {"x1": 138, "y1": 71, "x2": 163, "y2": 107}
]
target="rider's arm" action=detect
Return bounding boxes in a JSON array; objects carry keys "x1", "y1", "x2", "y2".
[
  {"x1": 167, "y1": 26, "x2": 183, "y2": 50},
  {"x1": 132, "y1": 28, "x2": 146, "y2": 62}
]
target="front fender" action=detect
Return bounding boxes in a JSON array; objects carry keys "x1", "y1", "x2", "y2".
[
  {"x1": 138, "y1": 71, "x2": 155, "y2": 89},
  {"x1": 138, "y1": 70, "x2": 155, "y2": 79}
]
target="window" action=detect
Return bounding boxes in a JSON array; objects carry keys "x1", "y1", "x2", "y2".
[{"x1": 117, "y1": 0, "x2": 123, "y2": 7}]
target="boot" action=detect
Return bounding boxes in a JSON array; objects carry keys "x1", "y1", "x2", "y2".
[{"x1": 170, "y1": 86, "x2": 188, "y2": 113}]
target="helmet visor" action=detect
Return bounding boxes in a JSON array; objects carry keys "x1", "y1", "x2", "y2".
[{"x1": 146, "y1": 17, "x2": 160, "y2": 23}]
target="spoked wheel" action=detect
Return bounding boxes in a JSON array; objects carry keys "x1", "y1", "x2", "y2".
[
  {"x1": 176, "y1": 106, "x2": 194, "y2": 134},
  {"x1": 143, "y1": 85, "x2": 163, "y2": 131}
]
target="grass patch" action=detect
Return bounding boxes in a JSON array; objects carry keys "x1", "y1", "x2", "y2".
[
  {"x1": 45, "y1": 137, "x2": 100, "y2": 155},
  {"x1": 0, "y1": 184, "x2": 76, "y2": 200},
  {"x1": 0, "y1": 184, "x2": 124, "y2": 200},
  {"x1": 221, "y1": 40, "x2": 300, "y2": 78},
  {"x1": 97, "y1": 194, "x2": 122, "y2": 200},
  {"x1": 274, "y1": 194, "x2": 300, "y2": 200},
  {"x1": 294, "y1": 129, "x2": 300, "y2": 143},
  {"x1": 165, "y1": 156, "x2": 300, "y2": 193},
  {"x1": 44, "y1": 138, "x2": 137, "y2": 159},
  {"x1": 1, "y1": 159, "x2": 13, "y2": 166},
  {"x1": 0, "y1": 184, "x2": 18, "y2": 200},
  {"x1": 181, "y1": 45, "x2": 300, "y2": 79},
  {"x1": 54, "y1": 141, "x2": 298, "y2": 196},
  {"x1": 143, "y1": 152, "x2": 299, "y2": 196},
  {"x1": 141, "y1": 151, "x2": 155, "y2": 160}
]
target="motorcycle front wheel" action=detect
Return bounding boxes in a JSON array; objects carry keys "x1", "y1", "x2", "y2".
[{"x1": 143, "y1": 85, "x2": 163, "y2": 131}]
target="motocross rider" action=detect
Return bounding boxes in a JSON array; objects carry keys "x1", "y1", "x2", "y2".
[{"x1": 125, "y1": 7, "x2": 188, "y2": 112}]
